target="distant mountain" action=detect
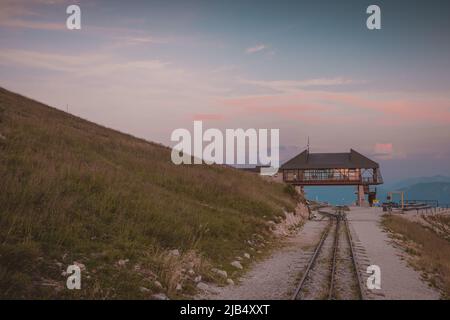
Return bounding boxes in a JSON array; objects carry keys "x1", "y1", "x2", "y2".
[
  {"x1": 384, "y1": 175, "x2": 450, "y2": 191},
  {"x1": 305, "y1": 176, "x2": 450, "y2": 205},
  {"x1": 398, "y1": 182, "x2": 450, "y2": 206},
  {"x1": 304, "y1": 186, "x2": 357, "y2": 205}
]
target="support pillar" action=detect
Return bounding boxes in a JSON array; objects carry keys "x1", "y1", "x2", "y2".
[{"x1": 356, "y1": 185, "x2": 366, "y2": 207}]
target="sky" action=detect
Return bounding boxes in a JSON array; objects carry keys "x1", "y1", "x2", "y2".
[{"x1": 1, "y1": 0, "x2": 450, "y2": 183}]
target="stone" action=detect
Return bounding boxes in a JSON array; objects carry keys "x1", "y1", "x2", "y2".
[
  {"x1": 154, "y1": 280, "x2": 163, "y2": 289},
  {"x1": 73, "y1": 261, "x2": 86, "y2": 271},
  {"x1": 226, "y1": 278, "x2": 235, "y2": 285},
  {"x1": 194, "y1": 275, "x2": 202, "y2": 283},
  {"x1": 151, "y1": 293, "x2": 169, "y2": 300},
  {"x1": 243, "y1": 253, "x2": 251, "y2": 259},
  {"x1": 139, "y1": 286, "x2": 150, "y2": 293},
  {"x1": 117, "y1": 259, "x2": 129, "y2": 267},
  {"x1": 230, "y1": 261, "x2": 243, "y2": 269},
  {"x1": 187, "y1": 269, "x2": 195, "y2": 276},
  {"x1": 196, "y1": 282, "x2": 210, "y2": 291},
  {"x1": 211, "y1": 268, "x2": 227, "y2": 278},
  {"x1": 176, "y1": 283, "x2": 182, "y2": 291},
  {"x1": 169, "y1": 249, "x2": 180, "y2": 256}
]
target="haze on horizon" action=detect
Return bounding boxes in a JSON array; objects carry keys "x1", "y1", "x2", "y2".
[{"x1": 1, "y1": 0, "x2": 449, "y2": 183}]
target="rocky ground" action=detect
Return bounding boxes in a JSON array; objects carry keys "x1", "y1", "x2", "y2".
[
  {"x1": 198, "y1": 206, "x2": 442, "y2": 300},
  {"x1": 199, "y1": 219, "x2": 327, "y2": 299}
]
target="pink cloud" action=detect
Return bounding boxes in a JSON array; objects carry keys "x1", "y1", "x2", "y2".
[
  {"x1": 218, "y1": 89, "x2": 450, "y2": 125},
  {"x1": 374, "y1": 143, "x2": 393, "y2": 155},
  {"x1": 245, "y1": 44, "x2": 267, "y2": 54},
  {"x1": 191, "y1": 113, "x2": 225, "y2": 121}
]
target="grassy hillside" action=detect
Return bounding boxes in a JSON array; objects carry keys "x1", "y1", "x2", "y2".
[{"x1": 0, "y1": 87, "x2": 300, "y2": 299}]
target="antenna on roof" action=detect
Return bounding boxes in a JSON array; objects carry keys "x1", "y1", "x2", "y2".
[{"x1": 307, "y1": 136, "x2": 310, "y2": 153}]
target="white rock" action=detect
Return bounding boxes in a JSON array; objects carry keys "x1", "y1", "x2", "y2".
[
  {"x1": 235, "y1": 256, "x2": 243, "y2": 261},
  {"x1": 169, "y1": 249, "x2": 180, "y2": 256},
  {"x1": 243, "y1": 253, "x2": 251, "y2": 259},
  {"x1": 117, "y1": 259, "x2": 129, "y2": 267},
  {"x1": 188, "y1": 269, "x2": 195, "y2": 276},
  {"x1": 73, "y1": 261, "x2": 86, "y2": 271},
  {"x1": 176, "y1": 283, "x2": 182, "y2": 291},
  {"x1": 231, "y1": 261, "x2": 243, "y2": 269},
  {"x1": 194, "y1": 275, "x2": 202, "y2": 283},
  {"x1": 154, "y1": 281, "x2": 163, "y2": 289},
  {"x1": 226, "y1": 278, "x2": 235, "y2": 285},
  {"x1": 139, "y1": 286, "x2": 150, "y2": 293},
  {"x1": 211, "y1": 268, "x2": 227, "y2": 278},
  {"x1": 196, "y1": 282, "x2": 210, "y2": 291},
  {"x1": 151, "y1": 293, "x2": 169, "y2": 300}
]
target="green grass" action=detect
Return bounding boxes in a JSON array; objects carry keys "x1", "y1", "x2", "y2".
[{"x1": 0, "y1": 87, "x2": 300, "y2": 299}]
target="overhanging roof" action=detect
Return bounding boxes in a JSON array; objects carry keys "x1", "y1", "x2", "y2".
[{"x1": 280, "y1": 149, "x2": 379, "y2": 170}]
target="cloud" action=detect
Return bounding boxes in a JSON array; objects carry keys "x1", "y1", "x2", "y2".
[
  {"x1": 0, "y1": 0, "x2": 69, "y2": 30},
  {"x1": 191, "y1": 113, "x2": 225, "y2": 121},
  {"x1": 245, "y1": 44, "x2": 267, "y2": 54},
  {"x1": 374, "y1": 143, "x2": 393, "y2": 155},
  {"x1": 241, "y1": 77, "x2": 359, "y2": 93},
  {"x1": 373, "y1": 143, "x2": 407, "y2": 160}
]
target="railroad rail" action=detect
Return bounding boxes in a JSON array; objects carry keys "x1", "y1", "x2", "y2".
[{"x1": 292, "y1": 207, "x2": 365, "y2": 300}]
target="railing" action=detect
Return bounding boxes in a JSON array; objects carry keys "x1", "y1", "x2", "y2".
[
  {"x1": 405, "y1": 199, "x2": 439, "y2": 208},
  {"x1": 284, "y1": 175, "x2": 380, "y2": 185}
]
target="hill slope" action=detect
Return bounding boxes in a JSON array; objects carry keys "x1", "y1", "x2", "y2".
[{"x1": 0, "y1": 87, "x2": 300, "y2": 299}]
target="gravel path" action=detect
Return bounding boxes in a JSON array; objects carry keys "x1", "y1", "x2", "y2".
[
  {"x1": 203, "y1": 219, "x2": 328, "y2": 300},
  {"x1": 347, "y1": 206, "x2": 441, "y2": 300}
]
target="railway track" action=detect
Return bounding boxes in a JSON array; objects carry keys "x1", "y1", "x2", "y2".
[{"x1": 292, "y1": 207, "x2": 365, "y2": 300}]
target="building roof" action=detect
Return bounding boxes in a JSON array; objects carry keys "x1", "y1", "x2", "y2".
[{"x1": 280, "y1": 149, "x2": 379, "y2": 170}]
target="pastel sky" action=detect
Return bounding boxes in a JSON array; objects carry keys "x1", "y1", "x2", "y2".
[{"x1": 1, "y1": 0, "x2": 450, "y2": 182}]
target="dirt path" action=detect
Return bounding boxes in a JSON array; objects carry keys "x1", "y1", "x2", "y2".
[
  {"x1": 347, "y1": 206, "x2": 441, "y2": 299},
  {"x1": 202, "y1": 219, "x2": 328, "y2": 300}
]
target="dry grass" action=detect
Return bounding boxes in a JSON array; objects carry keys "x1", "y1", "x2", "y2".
[
  {"x1": 422, "y1": 214, "x2": 450, "y2": 241},
  {"x1": 0, "y1": 87, "x2": 300, "y2": 299},
  {"x1": 382, "y1": 214, "x2": 450, "y2": 299}
]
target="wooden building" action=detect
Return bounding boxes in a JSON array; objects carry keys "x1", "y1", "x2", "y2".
[{"x1": 280, "y1": 149, "x2": 383, "y2": 206}]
